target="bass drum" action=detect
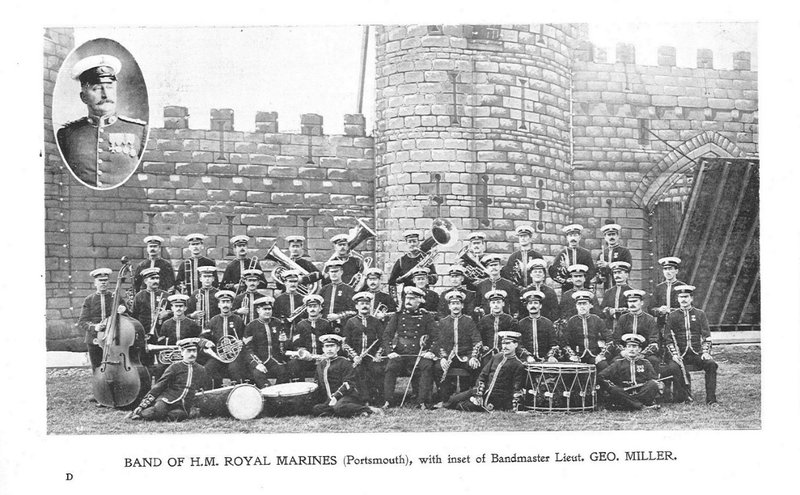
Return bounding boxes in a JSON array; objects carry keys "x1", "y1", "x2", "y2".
[
  {"x1": 196, "y1": 384, "x2": 263, "y2": 420},
  {"x1": 261, "y1": 382, "x2": 318, "y2": 416}
]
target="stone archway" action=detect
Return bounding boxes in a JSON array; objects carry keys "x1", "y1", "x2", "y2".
[{"x1": 634, "y1": 131, "x2": 744, "y2": 209}]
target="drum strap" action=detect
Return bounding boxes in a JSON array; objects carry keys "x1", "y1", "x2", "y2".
[{"x1": 485, "y1": 355, "x2": 506, "y2": 402}]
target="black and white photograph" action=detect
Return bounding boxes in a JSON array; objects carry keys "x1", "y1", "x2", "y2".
[{"x1": 3, "y1": 1, "x2": 799, "y2": 494}]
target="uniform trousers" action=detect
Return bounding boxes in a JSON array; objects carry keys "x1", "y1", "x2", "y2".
[
  {"x1": 383, "y1": 356, "x2": 434, "y2": 405},
  {"x1": 204, "y1": 353, "x2": 250, "y2": 389},
  {"x1": 667, "y1": 352, "x2": 718, "y2": 403},
  {"x1": 434, "y1": 359, "x2": 477, "y2": 402},
  {"x1": 311, "y1": 395, "x2": 373, "y2": 417},
  {"x1": 286, "y1": 358, "x2": 316, "y2": 381},
  {"x1": 140, "y1": 399, "x2": 190, "y2": 422},
  {"x1": 443, "y1": 387, "x2": 511, "y2": 412},
  {"x1": 249, "y1": 359, "x2": 290, "y2": 388},
  {"x1": 600, "y1": 380, "x2": 659, "y2": 411},
  {"x1": 353, "y1": 359, "x2": 384, "y2": 404}
]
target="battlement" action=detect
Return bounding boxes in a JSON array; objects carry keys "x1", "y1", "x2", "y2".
[{"x1": 575, "y1": 40, "x2": 754, "y2": 71}]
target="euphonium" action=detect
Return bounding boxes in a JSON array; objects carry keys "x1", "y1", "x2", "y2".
[
  {"x1": 265, "y1": 243, "x2": 320, "y2": 296},
  {"x1": 456, "y1": 244, "x2": 489, "y2": 282}
]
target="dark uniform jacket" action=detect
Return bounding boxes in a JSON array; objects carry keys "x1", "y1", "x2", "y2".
[
  {"x1": 133, "y1": 257, "x2": 175, "y2": 294},
  {"x1": 202, "y1": 313, "x2": 245, "y2": 345},
  {"x1": 77, "y1": 291, "x2": 114, "y2": 344},
  {"x1": 159, "y1": 316, "x2": 202, "y2": 345},
  {"x1": 500, "y1": 248, "x2": 544, "y2": 287},
  {"x1": 149, "y1": 360, "x2": 208, "y2": 406},
  {"x1": 320, "y1": 256, "x2": 363, "y2": 287},
  {"x1": 563, "y1": 314, "x2": 610, "y2": 358},
  {"x1": 388, "y1": 252, "x2": 439, "y2": 288},
  {"x1": 316, "y1": 356, "x2": 360, "y2": 402},
  {"x1": 289, "y1": 317, "x2": 333, "y2": 356},
  {"x1": 244, "y1": 317, "x2": 286, "y2": 364},
  {"x1": 647, "y1": 279, "x2": 686, "y2": 324},
  {"x1": 221, "y1": 257, "x2": 267, "y2": 292},
  {"x1": 558, "y1": 287, "x2": 601, "y2": 320},
  {"x1": 368, "y1": 290, "x2": 398, "y2": 317},
  {"x1": 342, "y1": 315, "x2": 384, "y2": 358},
  {"x1": 435, "y1": 315, "x2": 482, "y2": 361},
  {"x1": 383, "y1": 309, "x2": 438, "y2": 355},
  {"x1": 174, "y1": 257, "x2": 218, "y2": 293},
  {"x1": 233, "y1": 290, "x2": 262, "y2": 325},
  {"x1": 422, "y1": 288, "x2": 440, "y2": 314},
  {"x1": 477, "y1": 313, "x2": 520, "y2": 354},
  {"x1": 595, "y1": 245, "x2": 632, "y2": 290},
  {"x1": 613, "y1": 311, "x2": 659, "y2": 354},
  {"x1": 187, "y1": 287, "x2": 220, "y2": 327},
  {"x1": 664, "y1": 306, "x2": 712, "y2": 356},
  {"x1": 475, "y1": 277, "x2": 520, "y2": 317},
  {"x1": 437, "y1": 286, "x2": 477, "y2": 319},
  {"x1": 518, "y1": 315, "x2": 558, "y2": 361},
  {"x1": 518, "y1": 282, "x2": 560, "y2": 320},
  {"x1": 272, "y1": 291, "x2": 305, "y2": 323},
  {"x1": 477, "y1": 353, "x2": 527, "y2": 410},
  {"x1": 600, "y1": 283, "x2": 634, "y2": 328},
  {"x1": 599, "y1": 355, "x2": 657, "y2": 388},
  {"x1": 287, "y1": 256, "x2": 323, "y2": 287},
  {"x1": 548, "y1": 246, "x2": 596, "y2": 290},
  {"x1": 320, "y1": 282, "x2": 356, "y2": 318},
  {"x1": 56, "y1": 114, "x2": 147, "y2": 189},
  {"x1": 131, "y1": 289, "x2": 172, "y2": 335}
]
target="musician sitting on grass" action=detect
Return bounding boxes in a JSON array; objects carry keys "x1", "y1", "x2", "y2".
[
  {"x1": 598, "y1": 333, "x2": 661, "y2": 411},
  {"x1": 129, "y1": 337, "x2": 209, "y2": 422},
  {"x1": 342, "y1": 292, "x2": 386, "y2": 405},
  {"x1": 312, "y1": 334, "x2": 383, "y2": 418},
  {"x1": 201, "y1": 290, "x2": 248, "y2": 389}
]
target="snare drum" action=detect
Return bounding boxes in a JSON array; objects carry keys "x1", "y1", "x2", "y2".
[
  {"x1": 196, "y1": 384, "x2": 263, "y2": 420},
  {"x1": 261, "y1": 382, "x2": 318, "y2": 416},
  {"x1": 524, "y1": 362, "x2": 597, "y2": 412}
]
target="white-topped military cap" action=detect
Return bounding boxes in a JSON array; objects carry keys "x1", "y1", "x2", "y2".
[
  {"x1": 562, "y1": 224, "x2": 584, "y2": 235},
  {"x1": 90, "y1": 268, "x2": 112, "y2": 278},
  {"x1": 71, "y1": 54, "x2": 122, "y2": 82},
  {"x1": 143, "y1": 235, "x2": 164, "y2": 245},
  {"x1": 230, "y1": 235, "x2": 250, "y2": 245}
]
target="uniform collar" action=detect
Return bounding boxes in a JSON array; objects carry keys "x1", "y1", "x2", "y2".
[{"x1": 88, "y1": 113, "x2": 118, "y2": 127}]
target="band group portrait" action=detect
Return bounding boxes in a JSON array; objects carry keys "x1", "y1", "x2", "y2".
[{"x1": 76, "y1": 219, "x2": 723, "y2": 426}]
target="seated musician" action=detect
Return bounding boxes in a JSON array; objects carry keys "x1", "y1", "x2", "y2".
[
  {"x1": 558, "y1": 264, "x2": 600, "y2": 320},
  {"x1": 501, "y1": 224, "x2": 543, "y2": 287},
  {"x1": 437, "y1": 265, "x2": 477, "y2": 320},
  {"x1": 434, "y1": 291, "x2": 482, "y2": 403},
  {"x1": 443, "y1": 331, "x2": 526, "y2": 412},
  {"x1": 286, "y1": 294, "x2": 331, "y2": 380},
  {"x1": 221, "y1": 235, "x2": 266, "y2": 292},
  {"x1": 562, "y1": 290, "x2": 612, "y2": 369},
  {"x1": 312, "y1": 334, "x2": 383, "y2": 417},
  {"x1": 519, "y1": 259, "x2": 559, "y2": 321},
  {"x1": 387, "y1": 230, "x2": 438, "y2": 302},
  {"x1": 475, "y1": 254, "x2": 520, "y2": 318},
  {"x1": 517, "y1": 290, "x2": 559, "y2": 363},
  {"x1": 131, "y1": 267, "x2": 172, "y2": 367},
  {"x1": 233, "y1": 269, "x2": 266, "y2": 325},
  {"x1": 152, "y1": 294, "x2": 202, "y2": 380},
  {"x1": 326, "y1": 233, "x2": 364, "y2": 287},
  {"x1": 600, "y1": 261, "x2": 634, "y2": 332},
  {"x1": 410, "y1": 266, "x2": 439, "y2": 314},
  {"x1": 187, "y1": 265, "x2": 220, "y2": 328},
  {"x1": 201, "y1": 290, "x2": 248, "y2": 389},
  {"x1": 319, "y1": 259, "x2": 356, "y2": 333},
  {"x1": 477, "y1": 289, "x2": 520, "y2": 367},
  {"x1": 244, "y1": 295, "x2": 290, "y2": 387},
  {"x1": 129, "y1": 337, "x2": 209, "y2": 421},
  {"x1": 598, "y1": 333, "x2": 661, "y2": 411},
  {"x1": 341, "y1": 292, "x2": 386, "y2": 405},
  {"x1": 272, "y1": 269, "x2": 306, "y2": 326},
  {"x1": 363, "y1": 267, "x2": 397, "y2": 322},
  {"x1": 77, "y1": 267, "x2": 114, "y2": 372}
]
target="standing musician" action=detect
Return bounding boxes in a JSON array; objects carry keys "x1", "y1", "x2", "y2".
[
  {"x1": 186, "y1": 265, "x2": 220, "y2": 328},
  {"x1": 272, "y1": 269, "x2": 306, "y2": 327},
  {"x1": 78, "y1": 268, "x2": 115, "y2": 371},
  {"x1": 312, "y1": 334, "x2": 383, "y2": 417},
  {"x1": 174, "y1": 233, "x2": 218, "y2": 294},
  {"x1": 458, "y1": 232, "x2": 489, "y2": 292},
  {"x1": 201, "y1": 290, "x2": 247, "y2": 389},
  {"x1": 382, "y1": 286, "x2": 439, "y2": 409},
  {"x1": 520, "y1": 259, "x2": 559, "y2": 321},
  {"x1": 233, "y1": 269, "x2": 266, "y2": 325},
  {"x1": 244, "y1": 296, "x2": 290, "y2": 387},
  {"x1": 475, "y1": 253, "x2": 520, "y2": 318},
  {"x1": 501, "y1": 224, "x2": 543, "y2": 288},
  {"x1": 443, "y1": 331, "x2": 526, "y2": 412},
  {"x1": 598, "y1": 333, "x2": 661, "y2": 411},
  {"x1": 133, "y1": 236, "x2": 175, "y2": 294},
  {"x1": 664, "y1": 285, "x2": 718, "y2": 405},
  {"x1": 221, "y1": 235, "x2": 266, "y2": 293},
  {"x1": 284, "y1": 235, "x2": 324, "y2": 287},
  {"x1": 562, "y1": 290, "x2": 611, "y2": 368},
  {"x1": 595, "y1": 224, "x2": 632, "y2": 292},
  {"x1": 609, "y1": 290, "x2": 662, "y2": 370},
  {"x1": 548, "y1": 224, "x2": 596, "y2": 292},
  {"x1": 319, "y1": 259, "x2": 356, "y2": 333},
  {"x1": 517, "y1": 290, "x2": 559, "y2": 363},
  {"x1": 437, "y1": 265, "x2": 477, "y2": 320},
  {"x1": 326, "y1": 233, "x2": 364, "y2": 287},
  {"x1": 410, "y1": 266, "x2": 440, "y2": 314},
  {"x1": 341, "y1": 292, "x2": 386, "y2": 405},
  {"x1": 648, "y1": 256, "x2": 686, "y2": 328},
  {"x1": 387, "y1": 230, "x2": 438, "y2": 302},
  {"x1": 286, "y1": 294, "x2": 331, "y2": 380},
  {"x1": 600, "y1": 261, "x2": 634, "y2": 332},
  {"x1": 477, "y1": 289, "x2": 520, "y2": 367},
  {"x1": 363, "y1": 267, "x2": 397, "y2": 322},
  {"x1": 434, "y1": 291, "x2": 482, "y2": 402},
  {"x1": 128, "y1": 338, "x2": 209, "y2": 422},
  {"x1": 153, "y1": 294, "x2": 202, "y2": 379},
  {"x1": 131, "y1": 267, "x2": 172, "y2": 367},
  {"x1": 558, "y1": 264, "x2": 601, "y2": 320}
]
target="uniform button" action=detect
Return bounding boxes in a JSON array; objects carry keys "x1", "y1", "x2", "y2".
[
  {"x1": 98, "y1": 170, "x2": 104, "y2": 175},
  {"x1": 98, "y1": 138, "x2": 104, "y2": 143}
]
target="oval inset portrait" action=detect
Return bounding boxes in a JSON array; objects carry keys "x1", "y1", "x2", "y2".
[{"x1": 52, "y1": 38, "x2": 149, "y2": 190}]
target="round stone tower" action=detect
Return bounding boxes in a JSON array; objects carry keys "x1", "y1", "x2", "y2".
[{"x1": 374, "y1": 24, "x2": 582, "y2": 280}]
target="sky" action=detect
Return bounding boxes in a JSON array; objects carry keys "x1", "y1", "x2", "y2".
[{"x1": 68, "y1": 23, "x2": 757, "y2": 135}]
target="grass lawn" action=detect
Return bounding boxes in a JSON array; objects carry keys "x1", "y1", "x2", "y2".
[{"x1": 47, "y1": 344, "x2": 760, "y2": 434}]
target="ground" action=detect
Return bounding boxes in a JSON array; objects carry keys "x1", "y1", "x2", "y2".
[{"x1": 47, "y1": 344, "x2": 759, "y2": 434}]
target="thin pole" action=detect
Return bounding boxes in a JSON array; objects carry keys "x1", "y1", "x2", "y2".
[{"x1": 356, "y1": 25, "x2": 370, "y2": 114}]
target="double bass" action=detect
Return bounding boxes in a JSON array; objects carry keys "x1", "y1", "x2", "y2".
[{"x1": 92, "y1": 257, "x2": 151, "y2": 408}]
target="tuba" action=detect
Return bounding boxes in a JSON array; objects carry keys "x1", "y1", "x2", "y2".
[
  {"x1": 265, "y1": 243, "x2": 321, "y2": 297},
  {"x1": 345, "y1": 217, "x2": 377, "y2": 289},
  {"x1": 396, "y1": 218, "x2": 458, "y2": 284}
]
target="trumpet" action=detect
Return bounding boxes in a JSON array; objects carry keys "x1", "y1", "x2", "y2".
[
  {"x1": 265, "y1": 243, "x2": 320, "y2": 297},
  {"x1": 148, "y1": 294, "x2": 169, "y2": 342}
]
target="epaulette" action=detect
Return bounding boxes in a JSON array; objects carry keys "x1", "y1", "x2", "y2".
[
  {"x1": 118, "y1": 115, "x2": 148, "y2": 126},
  {"x1": 59, "y1": 116, "x2": 89, "y2": 130}
]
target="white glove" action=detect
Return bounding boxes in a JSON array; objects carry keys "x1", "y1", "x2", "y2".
[
  {"x1": 422, "y1": 351, "x2": 436, "y2": 360},
  {"x1": 440, "y1": 358, "x2": 448, "y2": 370},
  {"x1": 595, "y1": 354, "x2": 605, "y2": 364},
  {"x1": 256, "y1": 364, "x2": 267, "y2": 374},
  {"x1": 701, "y1": 352, "x2": 712, "y2": 361},
  {"x1": 387, "y1": 352, "x2": 399, "y2": 360},
  {"x1": 328, "y1": 397, "x2": 338, "y2": 407},
  {"x1": 469, "y1": 357, "x2": 480, "y2": 369},
  {"x1": 353, "y1": 355, "x2": 362, "y2": 366},
  {"x1": 569, "y1": 355, "x2": 580, "y2": 363},
  {"x1": 547, "y1": 356, "x2": 558, "y2": 363}
]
